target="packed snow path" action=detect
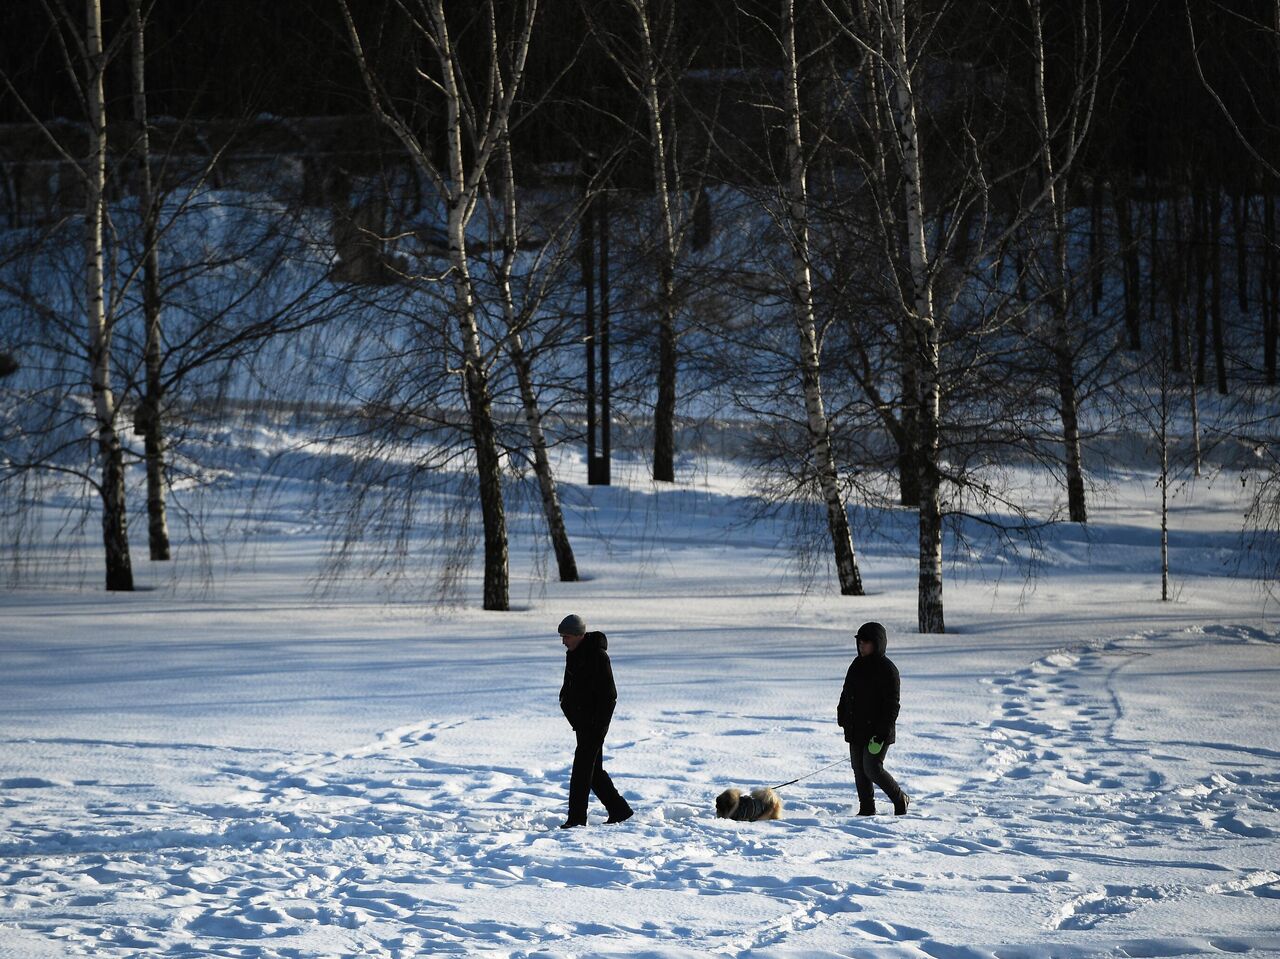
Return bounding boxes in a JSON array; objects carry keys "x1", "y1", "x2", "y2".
[{"x1": 2, "y1": 623, "x2": 1277, "y2": 958}]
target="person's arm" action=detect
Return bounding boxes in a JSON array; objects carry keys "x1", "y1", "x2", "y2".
[
  {"x1": 877, "y1": 663, "x2": 900, "y2": 740},
  {"x1": 563, "y1": 639, "x2": 615, "y2": 731},
  {"x1": 561, "y1": 656, "x2": 588, "y2": 730},
  {"x1": 586, "y1": 650, "x2": 617, "y2": 728},
  {"x1": 560, "y1": 677, "x2": 581, "y2": 729},
  {"x1": 836, "y1": 663, "x2": 854, "y2": 728}
]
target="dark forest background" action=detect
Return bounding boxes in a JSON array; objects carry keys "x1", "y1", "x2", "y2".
[{"x1": 4, "y1": 1, "x2": 1277, "y2": 188}]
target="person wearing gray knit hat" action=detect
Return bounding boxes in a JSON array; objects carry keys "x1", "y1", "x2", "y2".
[
  {"x1": 556, "y1": 614, "x2": 634, "y2": 828},
  {"x1": 557, "y1": 613, "x2": 587, "y2": 637}
]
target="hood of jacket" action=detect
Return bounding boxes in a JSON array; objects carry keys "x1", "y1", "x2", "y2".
[
  {"x1": 568, "y1": 630, "x2": 608, "y2": 655},
  {"x1": 855, "y1": 621, "x2": 888, "y2": 656}
]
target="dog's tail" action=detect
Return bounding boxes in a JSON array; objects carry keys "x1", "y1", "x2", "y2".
[{"x1": 750, "y1": 787, "x2": 783, "y2": 820}]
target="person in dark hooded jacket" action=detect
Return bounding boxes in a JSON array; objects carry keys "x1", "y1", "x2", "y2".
[
  {"x1": 557, "y1": 613, "x2": 634, "y2": 828},
  {"x1": 837, "y1": 621, "x2": 910, "y2": 816}
]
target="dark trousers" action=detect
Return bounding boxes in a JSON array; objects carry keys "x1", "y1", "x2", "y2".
[
  {"x1": 568, "y1": 724, "x2": 628, "y2": 822},
  {"x1": 850, "y1": 740, "x2": 904, "y2": 813}
]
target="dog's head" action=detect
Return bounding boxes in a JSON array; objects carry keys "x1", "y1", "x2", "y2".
[{"x1": 714, "y1": 788, "x2": 741, "y2": 818}]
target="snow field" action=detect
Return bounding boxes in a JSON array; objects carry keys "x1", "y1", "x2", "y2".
[{"x1": 1, "y1": 452, "x2": 1278, "y2": 957}]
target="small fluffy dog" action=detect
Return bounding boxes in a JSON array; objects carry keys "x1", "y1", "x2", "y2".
[{"x1": 715, "y1": 787, "x2": 783, "y2": 822}]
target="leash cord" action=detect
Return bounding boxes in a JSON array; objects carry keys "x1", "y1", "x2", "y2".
[{"x1": 772, "y1": 757, "x2": 846, "y2": 791}]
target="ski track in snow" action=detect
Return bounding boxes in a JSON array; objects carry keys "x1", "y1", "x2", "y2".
[{"x1": 2, "y1": 626, "x2": 1278, "y2": 957}]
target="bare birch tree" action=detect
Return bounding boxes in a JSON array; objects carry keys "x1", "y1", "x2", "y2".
[
  {"x1": 490, "y1": 66, "x2": 578, "y2": 583},
  {"x1": 2, "y1": 7, "x2": 354, "y2": 590},
  {"x1": 1120, "y1": 311, "x2": 1192, "y2": 603},
  {"x1": 87, "y1": 0, "x2": 133, "y2": 590},
  {"x1": 881, "y1": 0, "x2": 945, "y2": 631},
  {"x1": 813, "y1": 0, "x2": 1105, "y2": 631},
  {"x1": 128, "y1": 0, "x2": 170, "y2": 561},
  {"x1": 814, "y1": 0, "x2": 947, "y2": 629},
  {"x1": 780, "y1": 0, "x2": 865, "y2": 596},
  {"x1": 0, "y1": 0, "x2": 137, "y2": 590},
  {"x1": 629, "y1": 0, "x2": 681, "y2": 482},
  {"x1": 1026, "y1": 0, "x2": 1102, "y2": 523},
  {"x1": 340, "y1": 0, "x2": 539, "y2": 610}
]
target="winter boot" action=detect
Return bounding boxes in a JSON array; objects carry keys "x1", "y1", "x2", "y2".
[
  {"x1": 857, "y1": 805, "x2": 876, "y2": 816},
  {"x1": 893, "y1": 792, "x2": 910, "y2": 816},
  {"x1": 605, "y1": 806, "x2": 634, "y2": 824},
  {"x1": 560, "y1": 818, "x2": 586, "y2": 829}
]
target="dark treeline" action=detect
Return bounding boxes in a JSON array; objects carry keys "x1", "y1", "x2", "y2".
[
  {"x1": 4, "y1": 0, "x2": 723, "y2": 180},
  {"x1": 4, "y1": 1, "x2": 1276, "y2": 177},
  {"x1": 4, "y1": 1, "x2": 1277, "y2": 223}
]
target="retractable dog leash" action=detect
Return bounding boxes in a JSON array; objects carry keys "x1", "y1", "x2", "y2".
[{"x1": 771, "y1": 757, "x2": 846, "y2": 791}]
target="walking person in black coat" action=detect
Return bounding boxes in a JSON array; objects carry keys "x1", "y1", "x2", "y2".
[
  {"x1": 557, "y1": 614, "x2": 635, "y2": 829},
  {"x1": 838, "y1": 621, "x2": 910, "y2": 816}
]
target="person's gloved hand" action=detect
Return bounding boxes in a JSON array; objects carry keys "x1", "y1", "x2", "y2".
[{"x1": 867, "y1": 736, "x2": 884, "y2": 755}]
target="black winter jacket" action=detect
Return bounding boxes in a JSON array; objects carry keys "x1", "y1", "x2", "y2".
[
  {"x1": 560, "y1": 631, "x2": 617, "y2": 732},
  {"x1": 837, "y1": 631, "x2": 900, "y2": 746}
]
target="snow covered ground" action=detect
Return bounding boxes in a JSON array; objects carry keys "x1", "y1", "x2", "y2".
[{"x1": 1, "y1": 442, "x2": 1278, "y2": 958}]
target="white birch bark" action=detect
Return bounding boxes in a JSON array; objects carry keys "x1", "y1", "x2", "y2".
[
  {"x1": 858, "y1": 0, "x2": 919, "y2": 508},
  {"x1": 86, "y1": 0, "x2": 134, "y2": 591},
  {"x1": 1029, "y1": 0, "x2": 1088, "y2": 523},
  {"x1": 886, "y1": 0, "x2": 944, "y2": 632},
  {"x1": 434, "y1": 0, "x2": 510, "y2": 611},
  {"x1": 627, "y1": 0, "x2": 680, "y2": 483},
  {"x1": 783, "y1": 0, "x2": 864, "y2": 596},
  {"x1": 496, "y1": 111, "x2": 577, "y2": 581},
  {"x1": 129, "y1": 0, "x2": 170, "y2": 561}
]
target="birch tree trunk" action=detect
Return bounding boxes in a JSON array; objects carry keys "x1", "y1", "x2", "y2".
[
  {"x1": 86, "y1": 0, "x2": 134, "y2": 591},
  {"x1": 497, "y1": 134, "x2": 577, "y2": 582},
  {"x1": 858, "y1": 2, "x2": 919, "y2": 508},
  {"x1": 452, "y1": 237, "x2": 510, "y2": 612},
  {"x1": 511, "y1": 338, "x2": 577, "y2": 582},
  {"x1": 886, "y1": 0, "x2": 944, "y2": 631},
  {"x1": 783, "y1": 0, "x2": 864, "y2": 596},
  {"x1": 438, "y1": 3, "x2": 509, "y2": 611},
  {"x1": 129, "y1": 0, "x2": 170, "y2": 561},
  {"x1": 629, "y1": 0, "x2": 680, "y2": 483},
  {"x1": 1030, "y1": 0, "x2": 1088, "y2": 524}
]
